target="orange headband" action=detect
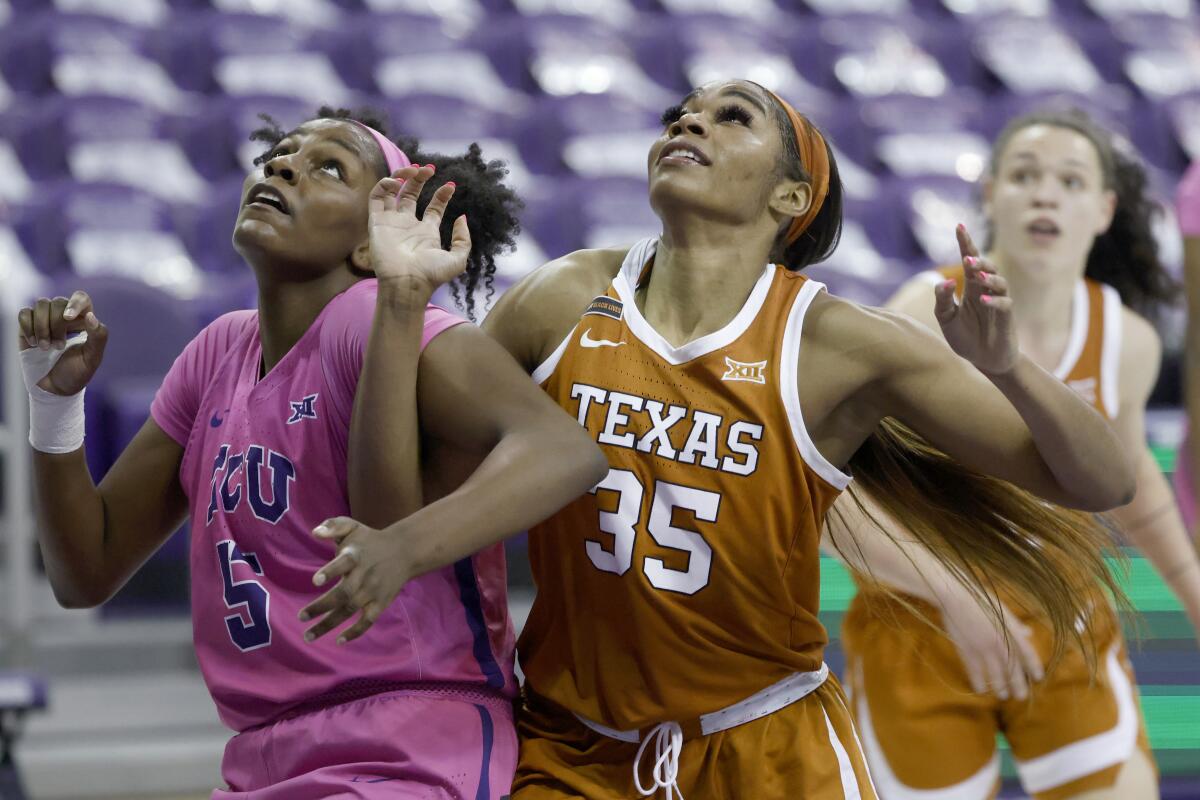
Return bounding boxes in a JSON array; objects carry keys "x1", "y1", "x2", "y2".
[{"x1": 767, "y1": 91, "x2": 830, "y2": 246}]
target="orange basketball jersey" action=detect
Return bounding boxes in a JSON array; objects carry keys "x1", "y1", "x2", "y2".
[
  {"x1": 931, "y1": 265, "x2": 1122, "y2": 419},
  {"x1": 520, "y1": 238, "x2": 852, "y2": 731}
]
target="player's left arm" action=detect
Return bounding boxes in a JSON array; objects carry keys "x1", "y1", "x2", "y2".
[
  {"x1": 1108, "y1": 309, "x2": 1200, "y2": 642},
  {"x1": 301, "y1": 322, "x2": 608, "y2": 643}
]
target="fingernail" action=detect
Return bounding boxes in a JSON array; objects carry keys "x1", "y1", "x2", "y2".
[
  {"x1": 981, "y1": 295, "x2": 993, "y2": 305},
  {"x1": 957, "y1": 223, "x2": 965, "y2": 231},
  {"x1": 446, "y1": 181, "x2": 456, "y2": 188},
  {"x1": 314, "y1": 525, "x2": 330, "y2": 536},
  {"x1": 965, "y1": 256, "x2": 977, "y2": 267},
  {"x1": 314, "y1": 573, "x2": 326, "y2": 586},
  {"x1": 63, "y1": 309, "x2": 76, "y2": 320},
  {"x1": 298, "y1": 611, "x2": 310, "y2": 621},
  {"x1": 304, "y1": 632, "x2": 314, "y2": 642},
  {"x1": 337, "y1": 636, "x2": 347, "y2": 646},
  {"x1": 942, "y1": 280, "x2": 955, "y2": 289}
]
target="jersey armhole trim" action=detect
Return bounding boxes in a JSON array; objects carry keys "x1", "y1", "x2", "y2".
[
  {"x1": 531, "y1": 326, "x2": 576, "y2": 385},
  {"x1": 780, "y1": 280, "x2": 853, "y2": 491},
  {"x1": 1099, "y1": 285, "x2": 1122, "y2": 420}
]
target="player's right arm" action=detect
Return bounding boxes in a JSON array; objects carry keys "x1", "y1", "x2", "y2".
[{"x1": 19, "y1": 293, "x2": 188, "y2": 609}]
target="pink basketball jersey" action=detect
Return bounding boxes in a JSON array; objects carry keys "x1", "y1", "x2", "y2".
[{"x1": 151, "y1": 279, "x2": 516, "y2": 732}]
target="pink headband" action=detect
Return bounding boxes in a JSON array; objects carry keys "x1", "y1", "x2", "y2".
[{"x1": 351, "y1": 120, "x2": 412, "y2": 174}]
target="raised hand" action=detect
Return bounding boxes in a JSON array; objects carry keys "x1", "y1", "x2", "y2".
[
  {"x1": 298, "y1": 517, "x2": 414, "y2": 645},
  {"x1": 934, "y1": 224, "x2": 1017, "y2": 376},
  {"x1": 17, "y1": 291, "x2": 108, "y2": 396},
  {"x1": 367, "y1": 164, "x2": 471, "y2": 298}
]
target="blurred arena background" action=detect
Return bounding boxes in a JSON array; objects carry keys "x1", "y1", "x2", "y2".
[{"x1": 0, "y1": 0, "x2": 1196, "y2": 797}]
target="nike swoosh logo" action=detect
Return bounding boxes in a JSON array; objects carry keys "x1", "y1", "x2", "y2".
[
  {"x1": 579, "y1": 329, "x2": 626, "y2": 349},
  {"x1": 210, "y1": 412, "x2": 224, "y2": 428}
]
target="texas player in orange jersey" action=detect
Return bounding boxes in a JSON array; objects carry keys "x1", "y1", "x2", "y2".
[
  {"x1": 830, "y1": 110, "x2": 1200, "y2": 800},
  {"x1": 477, "y1": 81, "x2": 1136, "y2": 798}
]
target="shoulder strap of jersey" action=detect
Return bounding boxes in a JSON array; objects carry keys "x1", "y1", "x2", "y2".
[
  {"x1": 1097, "y1": 282, "x2": 1123, "y2": 419},
  {"x1": 531, "y1": 238, "x2": 658, "y2": 384}
]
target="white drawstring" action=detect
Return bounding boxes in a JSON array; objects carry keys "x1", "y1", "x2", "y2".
[{"x1": 633, "y1": 721, "x2": 685, "y2": 800}]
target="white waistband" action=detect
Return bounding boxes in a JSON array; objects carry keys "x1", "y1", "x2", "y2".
[{"x1": 575, "y1": 663, "x2": 831, "y2": 742}]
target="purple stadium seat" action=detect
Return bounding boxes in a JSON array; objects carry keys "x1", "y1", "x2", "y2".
[
  {"x1": 207, "y1": 0, "x2": 345, "y2": 26},
  {"x1": 845, "y1": 192, "x2": 920, "y2": 262},
  {"x1": 857, "y1": 91, "x2": 991, "y2": 179},
  {"x1": 387, "y1": 94, "x2": 518, "y2": 147},
  {"x1": 932, "y1": 0, "x2": 1054, "y2": 18},
  {"x1": 180, "y1": 174, "x2": 249, "y2": 274},
  {"x1": 890, "y1": 174, "x2": 985, "y2": 266},
  {"x1": 28, "y1": 182, "x2": 205, "y2": 298},
  {"x1": 334, "y1": 13, "x2": 528, "y2": 112},
  {"x1": 574, "y1": 176, "x2": 659, "y2": 250},
  {"x1": 520, "y1": 181, "x2": 588, "y2": 259},
  {"x1": 488, "y1": 15, "x2": 678, "y2": 109},
  {"x1": 10, "y1": 12, "x2": 189, "y2": 110},
  {"x1": 170, "y1": 12, "x2": 354, "y2": 105},
  {"x1": 1112, "y1": 14, "x2": 1200, "y2": 99},
  {"x1": 0, "y1": 224, "x2": 48, "y2": 306},
  {"x1": 1083, "y1": 0, "x2": 1194, "y2": 21},
  {"x1": 817, "y1": 14, "x2": 954, "y2": 98},
  {"x1": 667, "y1": 14, "x2": 838, "y2": 113},
  {"x1": 970, "y1": 15, "x2": 1108, "y2": 95},
  {"x1": 508, "y1": 0, "x2": 638, "y2": 22},
  {"x1": 15, "y1": 95, "x2": 215, "y2": 196},
  {"x1": 47, "y1": 0, "x2": 171, "y2": 26},
  {"x1": 359, "y1": 0, "x2": 486, "y2": 24},
  {"x1": 0, "y1": 135, "x2": 35, "y2": 202},
  {"x1": 799, "y1": 0, "x2": 911, "y2": 15},
  {"x1": 516, "y1": 93, "x2": 661, "y2": 176}
]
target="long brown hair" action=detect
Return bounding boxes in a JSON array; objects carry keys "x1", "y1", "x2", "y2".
[
  {"x1": 831, "y1": 420, "x2": 1126, "y2": 668},
  {"x1": 759, "y1": 91, "x2": 1127, "y2": 666}
]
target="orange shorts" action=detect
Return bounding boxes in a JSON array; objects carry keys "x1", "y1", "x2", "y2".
[
  {"x1": 841, "y1": 592, "x2": 1154, "y2": 800},
  {"x1": 514, "y1": 673, "x2": 877, "y2": 799}
]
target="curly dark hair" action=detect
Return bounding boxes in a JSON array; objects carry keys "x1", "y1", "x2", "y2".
[
  {"x1": 987, "y1": 108, "x2": 1179, "y2": 317},
  {"x1": 248, "y1": 105, "x2": 522, "y2": 320}
]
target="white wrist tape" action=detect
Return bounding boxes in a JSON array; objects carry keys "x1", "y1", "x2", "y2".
[{"x1": 20, "y1": 335, "x2": 87, "y2": 454}]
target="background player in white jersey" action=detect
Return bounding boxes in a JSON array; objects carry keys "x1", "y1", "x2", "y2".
[
  {"x1": 830, "y1": 109, "x2": 1200, "y2": 800},
  {"x1": 17, "y1": 106, "x2": 606, "y2": 798}
]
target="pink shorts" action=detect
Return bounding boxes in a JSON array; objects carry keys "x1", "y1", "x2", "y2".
[{"x1": 214, "y1": 686, "x2": 516, "y2": 799}]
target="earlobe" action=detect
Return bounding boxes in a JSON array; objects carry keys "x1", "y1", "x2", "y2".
[{"x1": 351, "y1": 240, "x2": 374, "y2": 273}]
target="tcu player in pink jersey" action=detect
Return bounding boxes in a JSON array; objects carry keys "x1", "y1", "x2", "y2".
[{"x1": 17, "y1": 107, "x2": 607, "y2": 798}]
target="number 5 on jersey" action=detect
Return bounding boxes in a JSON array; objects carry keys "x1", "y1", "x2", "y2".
[
  {"x1": 216, "y1": 540, "x2": 272, "y2": 651},
  {"x1": 587, "y1": 469, "x2": 717, "y2": 595}
]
